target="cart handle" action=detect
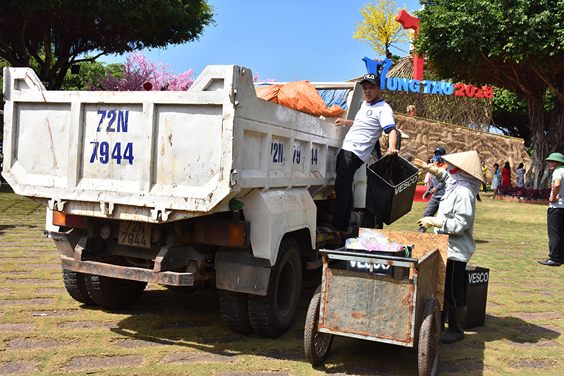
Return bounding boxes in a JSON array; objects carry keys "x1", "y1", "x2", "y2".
[{"x1": 320, "y1": 248, "x2": 419, "y2": 263}]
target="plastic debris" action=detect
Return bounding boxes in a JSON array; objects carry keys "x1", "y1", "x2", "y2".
[{"x1": 345, "y1": 229, "x2": 403, "y2": 252}]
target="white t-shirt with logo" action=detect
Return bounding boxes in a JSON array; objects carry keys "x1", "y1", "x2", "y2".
[
  {"x1": 341, "y1": 99, "x2": 395, "y2": 162},
  {"x1": 550, "y1": 166, "x2": 564, "y2": 209}
]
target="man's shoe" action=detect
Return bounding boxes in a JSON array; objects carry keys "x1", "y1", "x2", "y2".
[{"x1": 538, "y1": 259, "x2": 562, "y2": 266}]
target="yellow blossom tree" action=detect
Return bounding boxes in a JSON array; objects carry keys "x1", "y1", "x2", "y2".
[{"x1": 353, "y1": 1, "x2": 412, "y2": 57}]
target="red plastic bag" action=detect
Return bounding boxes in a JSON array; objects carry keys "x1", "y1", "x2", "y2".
[{"x1": 256, "y1": 81, "x2": 344, "y2": 117}]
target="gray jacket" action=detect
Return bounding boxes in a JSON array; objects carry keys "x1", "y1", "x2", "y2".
[
  {"x1": 433, "y1": 170, "x2": 477, "y2": 262},
  {"x1": 425, "y1": 174, "x2": 445, "y2": 198}
]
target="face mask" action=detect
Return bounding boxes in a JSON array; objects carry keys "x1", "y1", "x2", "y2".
[{"x1": 433, "y1": 155, "x2": 444, "y2": 164}]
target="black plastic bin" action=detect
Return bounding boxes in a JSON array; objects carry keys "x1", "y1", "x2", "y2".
[
  {"x1": 464, "y1": 265, "x2": 490, "y2": 329},
  {"x1": 365, "y1": 154, "x2": 419, "y2": 225}
]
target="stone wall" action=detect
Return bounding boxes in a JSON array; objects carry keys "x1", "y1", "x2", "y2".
[{"x1": 391, "y1": 114, "x2": 531, "y2": 182}]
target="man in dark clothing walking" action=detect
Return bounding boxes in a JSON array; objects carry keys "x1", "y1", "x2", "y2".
[{"x1": 419, "y1": 147, "x2": 447, "y2": 233}]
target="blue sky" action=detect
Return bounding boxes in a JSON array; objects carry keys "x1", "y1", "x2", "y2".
[{"x1": 101, "y1": 0, "x2": 423, "y2": 83}]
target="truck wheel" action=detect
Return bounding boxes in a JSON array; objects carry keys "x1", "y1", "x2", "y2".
[
  {"x1": 219, "y1": 290, "x2": 253, "y2": 334},
  {"x1": 418, "y1": 298, "x2": 441, "y2": 376},
  {"x1": 248, "y1": 237, "x2": 302, "y2": 338},
  {"x1": 62, "y1": 269, "x2": 95, "y2": 305},
  {"x1": 304, "y1": 285, "x2": 333, "y2": 365},
  {"x1": 84, "y1": 275, "x2": 146, "y2": 309}
]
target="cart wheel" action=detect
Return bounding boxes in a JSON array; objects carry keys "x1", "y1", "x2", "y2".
[
  {"x1": 418, "y1": 298, "x2": 441, "y2": 376},
  {"x1": 304, "y1": 285, "x2": 333, "y2": 366}
]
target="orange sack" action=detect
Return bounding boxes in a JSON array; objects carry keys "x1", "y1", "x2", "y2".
[{"x1": 255, "y1": 81, "x2": 345, "y2": 117}]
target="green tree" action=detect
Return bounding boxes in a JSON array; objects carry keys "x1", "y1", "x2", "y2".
[
  {"x1": 353, "y1": 1, "x2": 412, "y2": 57},
  {"x1": 492, "y1": 88, "x2": 531, "y2": 146},
  {"x1": 415, "y1": 0, "x2": 564, "y2": 188},
  {"x1": 59, "y1": 60, "x2": 123, "y2": 91},
  {"x1": 0, "y1": 0, "x2": 214, "y2": 90}
]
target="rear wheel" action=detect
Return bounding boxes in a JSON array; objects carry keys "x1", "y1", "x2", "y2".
[
  {"x1": 304, "y1": 285, "x2": 333, "y2": 365},
  {"x1": 418, "y1": 298, "x2": 441, "y2": 376},
  {"x1": 219, "y1": 290, "x2": 253, "y2": 334},
  {"x1": 84, "y1": 274, "x2": 146, "y2": 309},
  {"x1": 248, "y1": 237, "x2": 302, "y2": 338},
  {"x1": 62, "y1": 269, "x2": 96, "y2": 305}
]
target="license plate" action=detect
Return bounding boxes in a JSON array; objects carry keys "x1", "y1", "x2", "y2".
[{"x1": 118, "y1": 221, "x2": 151, "y2": 249}]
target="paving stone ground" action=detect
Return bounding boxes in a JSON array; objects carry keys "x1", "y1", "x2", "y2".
[{"x1": 0, "y1": 187, "x2": 563, "y2": 375}]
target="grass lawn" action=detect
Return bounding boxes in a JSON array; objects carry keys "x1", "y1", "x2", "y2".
[{"x1": 0, "y1": 182, "x2": 562, "y2": 375}]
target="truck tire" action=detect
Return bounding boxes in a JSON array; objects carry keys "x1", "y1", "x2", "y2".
[
  {"x1": 219, "y1": 290, "x2": 253, "y2": 334},
  {"x1": 84, "y1": 274, "x2": 146, "y2": 309},
  {"x1": 248, "y1": 237, "x2": 302, "y2": 338},
  {"x1": 62, "y1": 269, "x2": 96, "y2": 305}
]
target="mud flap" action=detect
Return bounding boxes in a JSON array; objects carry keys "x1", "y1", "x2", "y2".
[{"x1": 215, "y1": 251, "x2": 271, "y2": 296}]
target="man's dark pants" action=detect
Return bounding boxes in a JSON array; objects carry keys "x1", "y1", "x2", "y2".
[
  {"x1": 331, "y1": 149, "x2": 364, "y2": 232},
  {"x1": 547, "y1": 207, "x2": 564, "y2": 263}
]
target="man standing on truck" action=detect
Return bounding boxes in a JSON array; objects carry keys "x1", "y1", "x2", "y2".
[{"x1": 323, "y1": 73, "x2": 398, "y2": 236}]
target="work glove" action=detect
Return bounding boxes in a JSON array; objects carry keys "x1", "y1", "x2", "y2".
[
  {"x1": 417, "y1": 217, "x2": 445, "y2": 230},
  {"x1": 412, "y1": 158, "x2": 442, "y2": 178}
]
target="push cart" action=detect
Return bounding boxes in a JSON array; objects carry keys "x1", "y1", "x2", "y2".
[{"x1": 304, "y1": 230, "x2": 449, "y2": 376}]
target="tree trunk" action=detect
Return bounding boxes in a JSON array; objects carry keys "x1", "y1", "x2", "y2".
[
  {"x1": 528, "y1": 96, "x2": 548, "y2": 189},
  {"x1": 528, "y1": 94, "x2": 564, "y2": 189}
]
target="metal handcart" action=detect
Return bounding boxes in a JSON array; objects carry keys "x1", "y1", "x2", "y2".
[{"x1": 304, "y1": 230, "x2": 449, "y2": 376}]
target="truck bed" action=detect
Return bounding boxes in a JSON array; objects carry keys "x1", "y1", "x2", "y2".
[{"x1": 2, "y1": 65, "x2": 359, "y2": 223}]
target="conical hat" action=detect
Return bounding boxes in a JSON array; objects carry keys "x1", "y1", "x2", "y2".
[{"x1": 442, "y1": 151, "x2": 485, "y2": 184}]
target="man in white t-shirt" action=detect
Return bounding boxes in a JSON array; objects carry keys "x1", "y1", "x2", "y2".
[
  {"x1": 539, "y1": 152, "x2": 564, "y2": 266},
  {"x1": 325, "y1": 73, "x2": 398, "y2": 235}
]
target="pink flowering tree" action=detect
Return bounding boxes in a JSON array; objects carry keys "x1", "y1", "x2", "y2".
[
  {"x1": 88, "y1": 51, "x2": 195, "y2": 91},
  {"x1": 253, "y1": 72, "x2": 277, "y2": 83}
]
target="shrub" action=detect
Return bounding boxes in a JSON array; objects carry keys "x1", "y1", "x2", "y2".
[{"x1": 498, "y1": 185, "x2": 550, "y2": 200}]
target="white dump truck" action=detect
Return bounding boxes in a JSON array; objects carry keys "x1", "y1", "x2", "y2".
[{"x1": 2, "y1": 65, "x2": 408, "y2": 338}]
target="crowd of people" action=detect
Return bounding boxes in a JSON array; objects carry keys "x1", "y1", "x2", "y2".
[{"x1": 427, "y1": 160, "x2": 529, "y2": 199}]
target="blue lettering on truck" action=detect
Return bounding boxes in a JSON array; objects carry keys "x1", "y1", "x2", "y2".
[
  {"x1": 271, "y1": 142, "x2": 284, "y2": 163},
  {"x1": 311, "y1": 148, "x2": 318, "y2": 165},
  {"x1": 90, "y1": 110, "x2": 134, "y2": 165},
  {"x1": 293, "y1": 145, "x2": 301, "y2": 164},
  {"x1": 271, "y1": 142, "x2": 319, "y2": 166}
]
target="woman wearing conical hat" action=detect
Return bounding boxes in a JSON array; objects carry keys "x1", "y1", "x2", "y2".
[{"x1": 413, "y1": 151, "x2": 485, "y2": 344}]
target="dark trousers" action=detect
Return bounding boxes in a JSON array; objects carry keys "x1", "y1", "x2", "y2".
[
  {"x1": 331, "y1": 150, "x2": 364, "y2": 232},
  {"x1": 444, "y1": 259, "x2": 467, "y2": 307},
  {"x1": 418, "y1": 195, "x2": 442, "y2": 233},
  {"x1": 547, "y1": 208, "x2": 564, "y2": 263}
]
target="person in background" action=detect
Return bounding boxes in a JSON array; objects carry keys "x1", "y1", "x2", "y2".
[
  {"x1": 539, "y1": 153, "x2": 564, "y2": 266},
  {"x1": 481, "y1": 161, "x2": 488, "y2": 192},
  {"x1": 501, "y1": 161, "x2": 512, "y2": 186},
  {"x1": 419, "y1": 147, "x2": 448, "y2": 233},
  {"x1": 414, "y1": 150, "x2": 485, "y2": 344},
  {"x1": 323, "y1": 73, "x2": 398, "y2": 236},
  {"x1": 424, "y1": 158, "x2": 433, "y2": 186},
  {"x1": 491, "y1": 163, "x2": 501, "y2": 198},
  {"x1": 515, "y1": 163, "x2": 526, "y2": 188}
]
